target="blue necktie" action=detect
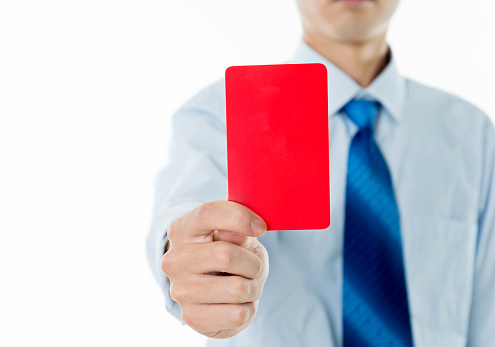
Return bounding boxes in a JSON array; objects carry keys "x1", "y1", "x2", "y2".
[{"x1": 342, "y1": 99, "x2": 413, "y2": 347}]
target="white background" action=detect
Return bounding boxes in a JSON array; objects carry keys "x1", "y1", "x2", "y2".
[{"x1": 0, "y1": 0, "x2": 493, "y2": 346}]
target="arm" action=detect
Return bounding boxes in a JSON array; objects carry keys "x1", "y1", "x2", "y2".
[
  {"x1": 145, "y1": 81, "x2": 229, "y2": 323},
  {"x1": 467, "y1": 120, "x2": 495, "y2": 346}
]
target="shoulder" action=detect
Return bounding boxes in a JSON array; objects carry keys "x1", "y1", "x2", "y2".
[
  {"x1": 404, "y1": 78, "x2": 492, "y2": 131},
  {"x1": 174, "y1": 78, "x2": 226, "y2": 127}
]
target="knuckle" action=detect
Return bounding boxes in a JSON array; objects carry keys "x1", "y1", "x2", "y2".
[
  {"x1": 169, "y1": 283, "x2": 180, "y2": 302},
  {"x1": 230, "y1": 208, "x2": 251, "y2": 229},
  {"x1": 169, "y1": 282, "x2": 187, "y2": 303},
  {"x1": 161, "y1": 252, "x2": 175, "y2": 276},
  {"x1": 214, "y1": 242, "x2": 235, "y2": 268},
  {"x1": 254, "y1": 242, "x2": 269, "y2": 274},
  {"x1": 231, "y1": 303, "x2": 253, "y2": 327},
  {"x1": 181, "y1": 307, "x2": 200, "y2": 328},
  {"x1": 230, "y1": 277, "x2": 247, "y2": 302},
  {"x1": 195, "y1": 202, "x2": 215, "y2": 222},
  {"x1": 232, "y1": 306, "x2": 248, "y2": 326},
  {"x1": 254, "y1": 256, "x2": 263, "y2": 278},
  {"x1": 167, "y1": 218, "x2": 180, "y2": 240},
  {"x1": 252, "y1": 282, "x2": 263, "y2": 301}
]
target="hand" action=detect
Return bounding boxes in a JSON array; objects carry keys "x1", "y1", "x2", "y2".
[{"x1": 161, "y1": 200, "x2": 269, "y2": 339}]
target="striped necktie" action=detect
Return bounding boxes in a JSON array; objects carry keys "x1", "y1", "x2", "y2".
[{"x1": 342, "y1": 99, "x2": 413, "y2": 347}]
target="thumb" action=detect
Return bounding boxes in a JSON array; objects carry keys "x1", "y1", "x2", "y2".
[{"x1": 216, "y1": 196, "x2": 265, "y2": 248}]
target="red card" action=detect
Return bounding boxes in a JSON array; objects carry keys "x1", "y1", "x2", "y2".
[{"x1": 225, "y1": 63, "x2": 330, "y2": 231}]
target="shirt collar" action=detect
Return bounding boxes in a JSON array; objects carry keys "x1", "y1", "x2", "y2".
[{"x1": 287, "y1": 38, "x2": 406, "y2": 121}]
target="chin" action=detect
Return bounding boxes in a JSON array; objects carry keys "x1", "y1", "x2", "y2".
[{"x1": 318, "y1": 18, "x2": 373, "y2": 42}]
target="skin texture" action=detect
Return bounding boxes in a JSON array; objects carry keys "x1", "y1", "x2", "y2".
[
  {"x1": 162, "y1": 0, "x2": 401, "y2": 339},
  {"x1": 295, "y1": 0, "x2": 400, "y2": 86},
  {"x1": 162, "y1": 200, "x2": 269, "y2": 339}
]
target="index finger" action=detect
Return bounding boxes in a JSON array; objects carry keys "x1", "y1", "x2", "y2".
[{"x1": 170, "y1": 200, "x2": 267, "y2": 242}]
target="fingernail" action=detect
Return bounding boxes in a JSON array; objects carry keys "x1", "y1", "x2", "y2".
[{"x1": 251, "y1": 218, "x2": 267, "y2": 235}]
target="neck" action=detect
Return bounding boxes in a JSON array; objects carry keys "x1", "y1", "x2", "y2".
[{"x1": 302, "y1": 32, "x2": 390, "y2": 87}]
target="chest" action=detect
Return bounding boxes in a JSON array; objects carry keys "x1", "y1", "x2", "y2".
[{"x1": 257, "y1": 113, "x2": 482, "y2": 346}]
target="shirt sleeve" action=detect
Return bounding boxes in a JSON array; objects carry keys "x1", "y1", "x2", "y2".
[
  {"x1": 467, "y1": 118, "x2": 495, "y2": 346},
  {"x1": 145, "y1": 81, "x2": 228, "y2": 324}
]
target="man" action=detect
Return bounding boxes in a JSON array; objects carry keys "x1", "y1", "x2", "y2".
[{"x1": 146, "y1": 0, "x2": 495, "y2": 345}]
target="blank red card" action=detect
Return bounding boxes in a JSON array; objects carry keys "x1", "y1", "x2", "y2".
[{"x1": 225, "y1": 63, "x2": 330, "y2": 231}]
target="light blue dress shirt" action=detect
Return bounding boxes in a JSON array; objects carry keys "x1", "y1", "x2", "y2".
[{"x1": 146, "y1": 39, "x2": 495, "y2": 347}]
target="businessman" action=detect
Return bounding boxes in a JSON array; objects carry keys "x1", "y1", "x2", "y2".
[{"x1": 146, "y1": 0, "x2": 495, "y2": 346}]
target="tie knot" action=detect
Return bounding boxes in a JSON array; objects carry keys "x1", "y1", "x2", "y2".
[{"x1": 342, "y1": 99, "x2": 381, "y2": 130}]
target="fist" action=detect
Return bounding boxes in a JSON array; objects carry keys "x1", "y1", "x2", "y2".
[{"x1": 161, "y1": 200, "x2": 269, "y2": 339}]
